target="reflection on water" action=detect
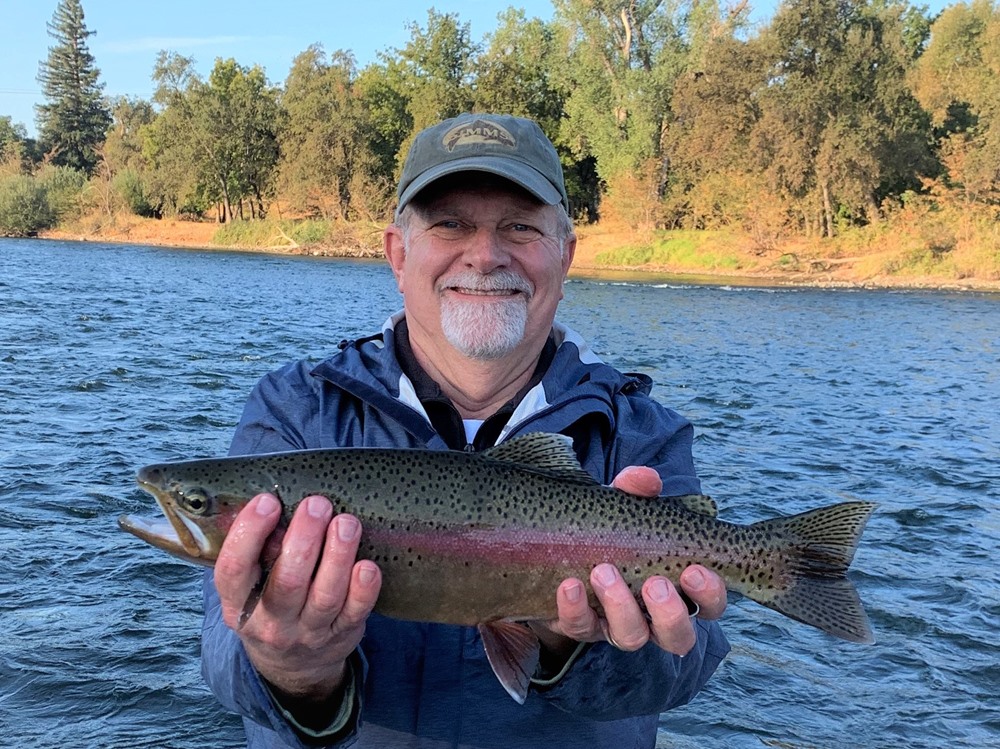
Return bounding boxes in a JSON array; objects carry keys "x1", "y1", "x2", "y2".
[{"x1": 1, "y1": 239, "x2": 998, "y2": 748}]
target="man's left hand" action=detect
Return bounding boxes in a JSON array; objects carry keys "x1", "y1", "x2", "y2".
[{"x1": 532, "y1": 466, "x2": 727, "y2": 658}]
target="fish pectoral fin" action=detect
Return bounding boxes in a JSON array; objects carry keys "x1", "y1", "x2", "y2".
[
  {"x1": 237, "y1": 563, "x2": 272, "y2": 629},
  {"x1": 478, "y1": 621, "x2": 541, "y2": 705}
]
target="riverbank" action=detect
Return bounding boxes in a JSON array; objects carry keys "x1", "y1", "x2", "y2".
[{"x1": 39, "y1": 215, "x2": 1000, "y2": 292}]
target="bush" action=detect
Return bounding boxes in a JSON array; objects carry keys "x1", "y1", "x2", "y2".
[
  {"x1": 0, "y1": 175, "x2": 55, "y2": 236},
  {"x1": 35, "y1": 165, "x2": 85, "y2": 221},
  {"x1": 113, "y1": 168, "x2": 158, "y2": 217}
]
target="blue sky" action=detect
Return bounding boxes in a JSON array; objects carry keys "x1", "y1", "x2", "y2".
[{"x1": 2, "y1": 0, "x2": 945, "y2": 137}]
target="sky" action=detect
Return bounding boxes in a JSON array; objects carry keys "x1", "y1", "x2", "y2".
[{"x1": 1, "y1": 0, "x2": 946, "y2": 138}]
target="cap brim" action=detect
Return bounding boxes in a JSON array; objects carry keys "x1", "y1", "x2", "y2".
[{"x1": 396, "y1": 155, "x2": 564, "y2": 217}]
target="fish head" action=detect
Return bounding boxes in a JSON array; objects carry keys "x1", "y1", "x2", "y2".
[{"x1": 119, "y1": 460, "x2": 251, "y2": 565}]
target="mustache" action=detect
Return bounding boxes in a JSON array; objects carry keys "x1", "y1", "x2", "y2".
[{"x1": 439, "y1": 270, "x2": 534, "y2": 297}]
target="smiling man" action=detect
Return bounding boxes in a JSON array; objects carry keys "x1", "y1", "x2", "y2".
[{"x1": 201, "y1": 113, "x2": 730, "y2": 749}]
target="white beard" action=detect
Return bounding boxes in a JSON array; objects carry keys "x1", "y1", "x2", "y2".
[{"x1": 438, "y1": 270, "x2": 533, "y2": 360}]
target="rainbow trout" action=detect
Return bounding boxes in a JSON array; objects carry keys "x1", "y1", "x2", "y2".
[{"x1": 119, "y1": 432, "x2": 876, "y2": 703}]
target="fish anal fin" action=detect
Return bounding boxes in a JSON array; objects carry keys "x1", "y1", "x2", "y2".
[
  {"x1": 666, "y1": 494, "x2": 718, "y2": 518},
  {"x1": 483, "y1": 433, "x2": 596, "y2": 485},
  {"x1": 479, "y1": 620, "x2": 541, "y2": 704}
]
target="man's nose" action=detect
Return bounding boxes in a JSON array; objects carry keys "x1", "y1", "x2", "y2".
[{"x1": 464, "y1": 228, "x2": 510, "y2": 271}]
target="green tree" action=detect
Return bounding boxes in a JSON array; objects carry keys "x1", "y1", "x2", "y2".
[
  {"x1": 475, "y1": 9, "x2": 564, "y2": 131},
  {"x1": 911, "y1": 0, "x2": 1000, "y2": 204},
  {"x1": 553, "y1": 0, "x2": 693, "y2": 224},
  {"x1": 751, "y1": 0, "x2": 933, "y2": 236},
  {"x1": 103, "y1": 97, "x2": 158, "y2": 216},
  {"x1": 146, "y1": 53, "x2": 281, "y2": 221},
  {"x1": 0, "y1": 117, "x2": 31, "y2": 175},
  {"x1": 279, "y1": 45, "x2": 371, "y2": 219},
  {"x1": 35, "y1": 0, "x2": 111, "y2": 174}
]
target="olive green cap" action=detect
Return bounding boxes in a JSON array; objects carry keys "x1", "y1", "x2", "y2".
[{"x1": 395, "y1": 113, "x2": 569, "y2": 218}]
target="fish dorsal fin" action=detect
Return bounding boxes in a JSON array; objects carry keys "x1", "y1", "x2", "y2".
[
  {"x1": 479, "y1": 621, "x2": 541, "y2": 704},
  {"x1": 482, "y1": 433, "x2": 597, "y2": 485},
  {"x1": 666, "y1": 494, "x2": 718, "y2": 518}
]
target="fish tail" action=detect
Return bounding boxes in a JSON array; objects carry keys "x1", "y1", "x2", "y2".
[{"x1": 745, "y1": 501, "x2": 877, "y2": 644}]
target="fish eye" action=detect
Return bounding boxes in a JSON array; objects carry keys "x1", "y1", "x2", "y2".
[{"x1": 179, "y1": 488, "x2": 210, "y2": 515}]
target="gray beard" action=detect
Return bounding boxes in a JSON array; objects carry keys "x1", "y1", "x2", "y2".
[{"x1": 438, "y1": 270, "x2": 533, "y2": 360}]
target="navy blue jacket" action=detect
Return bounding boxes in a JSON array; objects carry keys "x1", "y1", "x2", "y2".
[{"x1": 201, "y1": 316, "x2": 730, "y2": 748}]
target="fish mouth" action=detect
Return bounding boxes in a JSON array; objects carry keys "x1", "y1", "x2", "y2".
[{"x1": 119, "y1": 479, "x2": 215, "y2": 564}]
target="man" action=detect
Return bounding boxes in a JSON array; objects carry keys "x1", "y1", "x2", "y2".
[{"x1": 202, "y1": 112, "x2": 730, "y2": 748}]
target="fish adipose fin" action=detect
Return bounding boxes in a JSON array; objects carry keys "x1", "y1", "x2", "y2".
[
  {"x1": 749, "y1": 501, "x2": 878, "y2": 644},
  {"x1": 478, "y1": 621, "x2": 541, "y2": 704},
  {"x1": 483, "y1": 433, "x2": 597, "y2": 485}
]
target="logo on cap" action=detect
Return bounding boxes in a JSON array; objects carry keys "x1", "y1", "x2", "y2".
[{"x1": 442, "y1": 120, "x2": 516, "y2": 152}]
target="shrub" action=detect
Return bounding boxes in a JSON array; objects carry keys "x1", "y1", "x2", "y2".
[
  {"x1": 0, "y1": 175, "x2": 55, "y2": 236},
  {"x1": 113, "y1": 169, "x2": 158, "y2": 217},
  {"x1": 34, "y1": 165, "x2": 85, "y2": 221}
]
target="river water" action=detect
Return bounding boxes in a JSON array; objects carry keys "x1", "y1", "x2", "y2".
[{"x1": 1, "y1": 238, "x2": 997, "y2": 748}]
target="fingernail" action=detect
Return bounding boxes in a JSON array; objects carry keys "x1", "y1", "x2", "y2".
[
  {"x1": 565, "y1": 581, "x2": 582, "y2": 603},
  {"x1": 686, "y1": 568, "x2": 706, "y2": 591},
  {"x1": 594, "y1": 564, "x2": 617, "y2": 587},
  {"x1": 307, "y1": 495, "x2": 332, "y2": 519},
  {"x1": 337, "y1": 515, "x2": 360, "y2": 542},
  {"x1": 255, "y1": 494, "x2": 279, "y2": 516},
  {"x1": 358, "y1": 563, "x2": 376, "y2": 585},
  {"x1": 648, "y1": 578, "x2": 671, "y2": 603}
]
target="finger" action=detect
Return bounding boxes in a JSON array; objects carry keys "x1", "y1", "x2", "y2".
[
  {"x1": 300, "y1": 513, "x2": 364, "y2": 630},
  {"x1": 643, "y1": 576, "x2": 697, "y2": 656},
  {"x1": 214, "y1": 493, "x2": 283, "y2": 624},
  {"x1": 553, "y1": 578, "x2": 602, "y2": 642},
  {"x1": 591, "y1": 564, "x2": 649, "y2": 651},
  {"x1": 258, "y1": 495, "x2": 333, "y2": 625},
  {"x1": 679, "y1": 565, "x2": 727, "y2": 620},
  {"x1": 333, "y1": 561, "x2": 382, "y2": 636},
  {"x1": 611, "y1": 466, "x2": 662, "y2": 497}
]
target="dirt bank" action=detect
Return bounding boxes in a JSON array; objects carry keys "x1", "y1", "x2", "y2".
[{"x1": 40, "y1": 216, "x2": 1000, "y2": 293}]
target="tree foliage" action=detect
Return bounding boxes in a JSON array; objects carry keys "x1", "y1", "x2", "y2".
[
  {"x1": 35, "y1": 0, "x2": 111, "y2": 174},
  {"x1": 7, "y1": 0, "x2": 1000, "y2": 254},
  {"x1": 146, "y1": 54, "x2": 281, "y2": 221}
]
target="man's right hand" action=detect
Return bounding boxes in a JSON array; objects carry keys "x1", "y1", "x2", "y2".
[{"x1": 213, "y1": 493, "x2": 381, "y2": 709}]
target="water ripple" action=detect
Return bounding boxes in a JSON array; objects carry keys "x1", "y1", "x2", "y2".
[{"x1": 3, "y1": 239, "x2": 998, "y2": 747}]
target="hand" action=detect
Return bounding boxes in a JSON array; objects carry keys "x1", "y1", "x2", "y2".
[
  {"x1": 532, "y1": 467, "x2": 727, "y2": 658},
  {"x1": 213, "y1": 493, "x2": 382, "y2": 707}
]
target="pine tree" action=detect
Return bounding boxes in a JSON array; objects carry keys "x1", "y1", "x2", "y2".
[{"x1": 36, "y1": 0, "x2": 111, "y2": 174}]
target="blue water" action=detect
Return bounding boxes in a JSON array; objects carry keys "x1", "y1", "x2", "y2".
[{"x1": 1, "y1": 239, "x2": 997, "y2": 748}]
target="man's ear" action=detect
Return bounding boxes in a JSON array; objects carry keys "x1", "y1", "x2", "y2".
[
  {"x1": 384, "y1": 224, "x2": 406, "y2": 293},
  {"x1": 562, "y1": 233, "x2": 577, "y2": 276}
]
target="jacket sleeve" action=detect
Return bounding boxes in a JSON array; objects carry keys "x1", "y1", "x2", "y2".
[
  {"x1": 537, "y1": 392, "x2": 731, "y2": 718},
  {"x1": 200, "y1": 363, "x2": 365, "y2": 747}
]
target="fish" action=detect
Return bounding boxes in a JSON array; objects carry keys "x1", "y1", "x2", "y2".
[{"x1": 118, "y1": 432, "x2": 877, "y2": 703}]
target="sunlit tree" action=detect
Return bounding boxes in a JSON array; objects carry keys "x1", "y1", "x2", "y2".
[{"x1": 35, "y1": 0, "x2": 111, "y2": 174}]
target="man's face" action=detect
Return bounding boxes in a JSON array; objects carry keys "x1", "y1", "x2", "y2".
[{"x1": 385, "y1": 179, "x2": 575, "y2": 361}]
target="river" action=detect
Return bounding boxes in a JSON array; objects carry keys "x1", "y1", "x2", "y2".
[{"x1": 1, "y1": 238, "x2": 997, "y2": 748}]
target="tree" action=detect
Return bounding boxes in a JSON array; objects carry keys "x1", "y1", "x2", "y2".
[
  {"x1": 911, "y1": 0, "x2": 1000, "y2": 204},
  {"x1": 279, "y1": 46, "x2": 371, "y2": 219},
  {"x1": 552, "y1": 0, "x2": 698, "y2": 225},
  {"x1": 35, "y1": 0, "x2": 111, "y2": 174},
  {"x1": 751, "y1": 0, "x2": 933, "y2": 236},
  {"x1": 146, "y1": 53, "x2": 281, "y2": 221}
]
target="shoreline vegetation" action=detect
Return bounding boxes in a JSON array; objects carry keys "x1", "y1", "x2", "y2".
[
  {"x1": 8, "y1": 2, "x2": 1000, "y2": 294},
  {"x1": 38, "y1": 214, "x2": 1000, "y2": 292}
]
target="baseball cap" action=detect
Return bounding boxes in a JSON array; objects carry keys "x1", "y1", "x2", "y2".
[{"x1": 395, "y1": 113, "x2": 569, "y2": 218}]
